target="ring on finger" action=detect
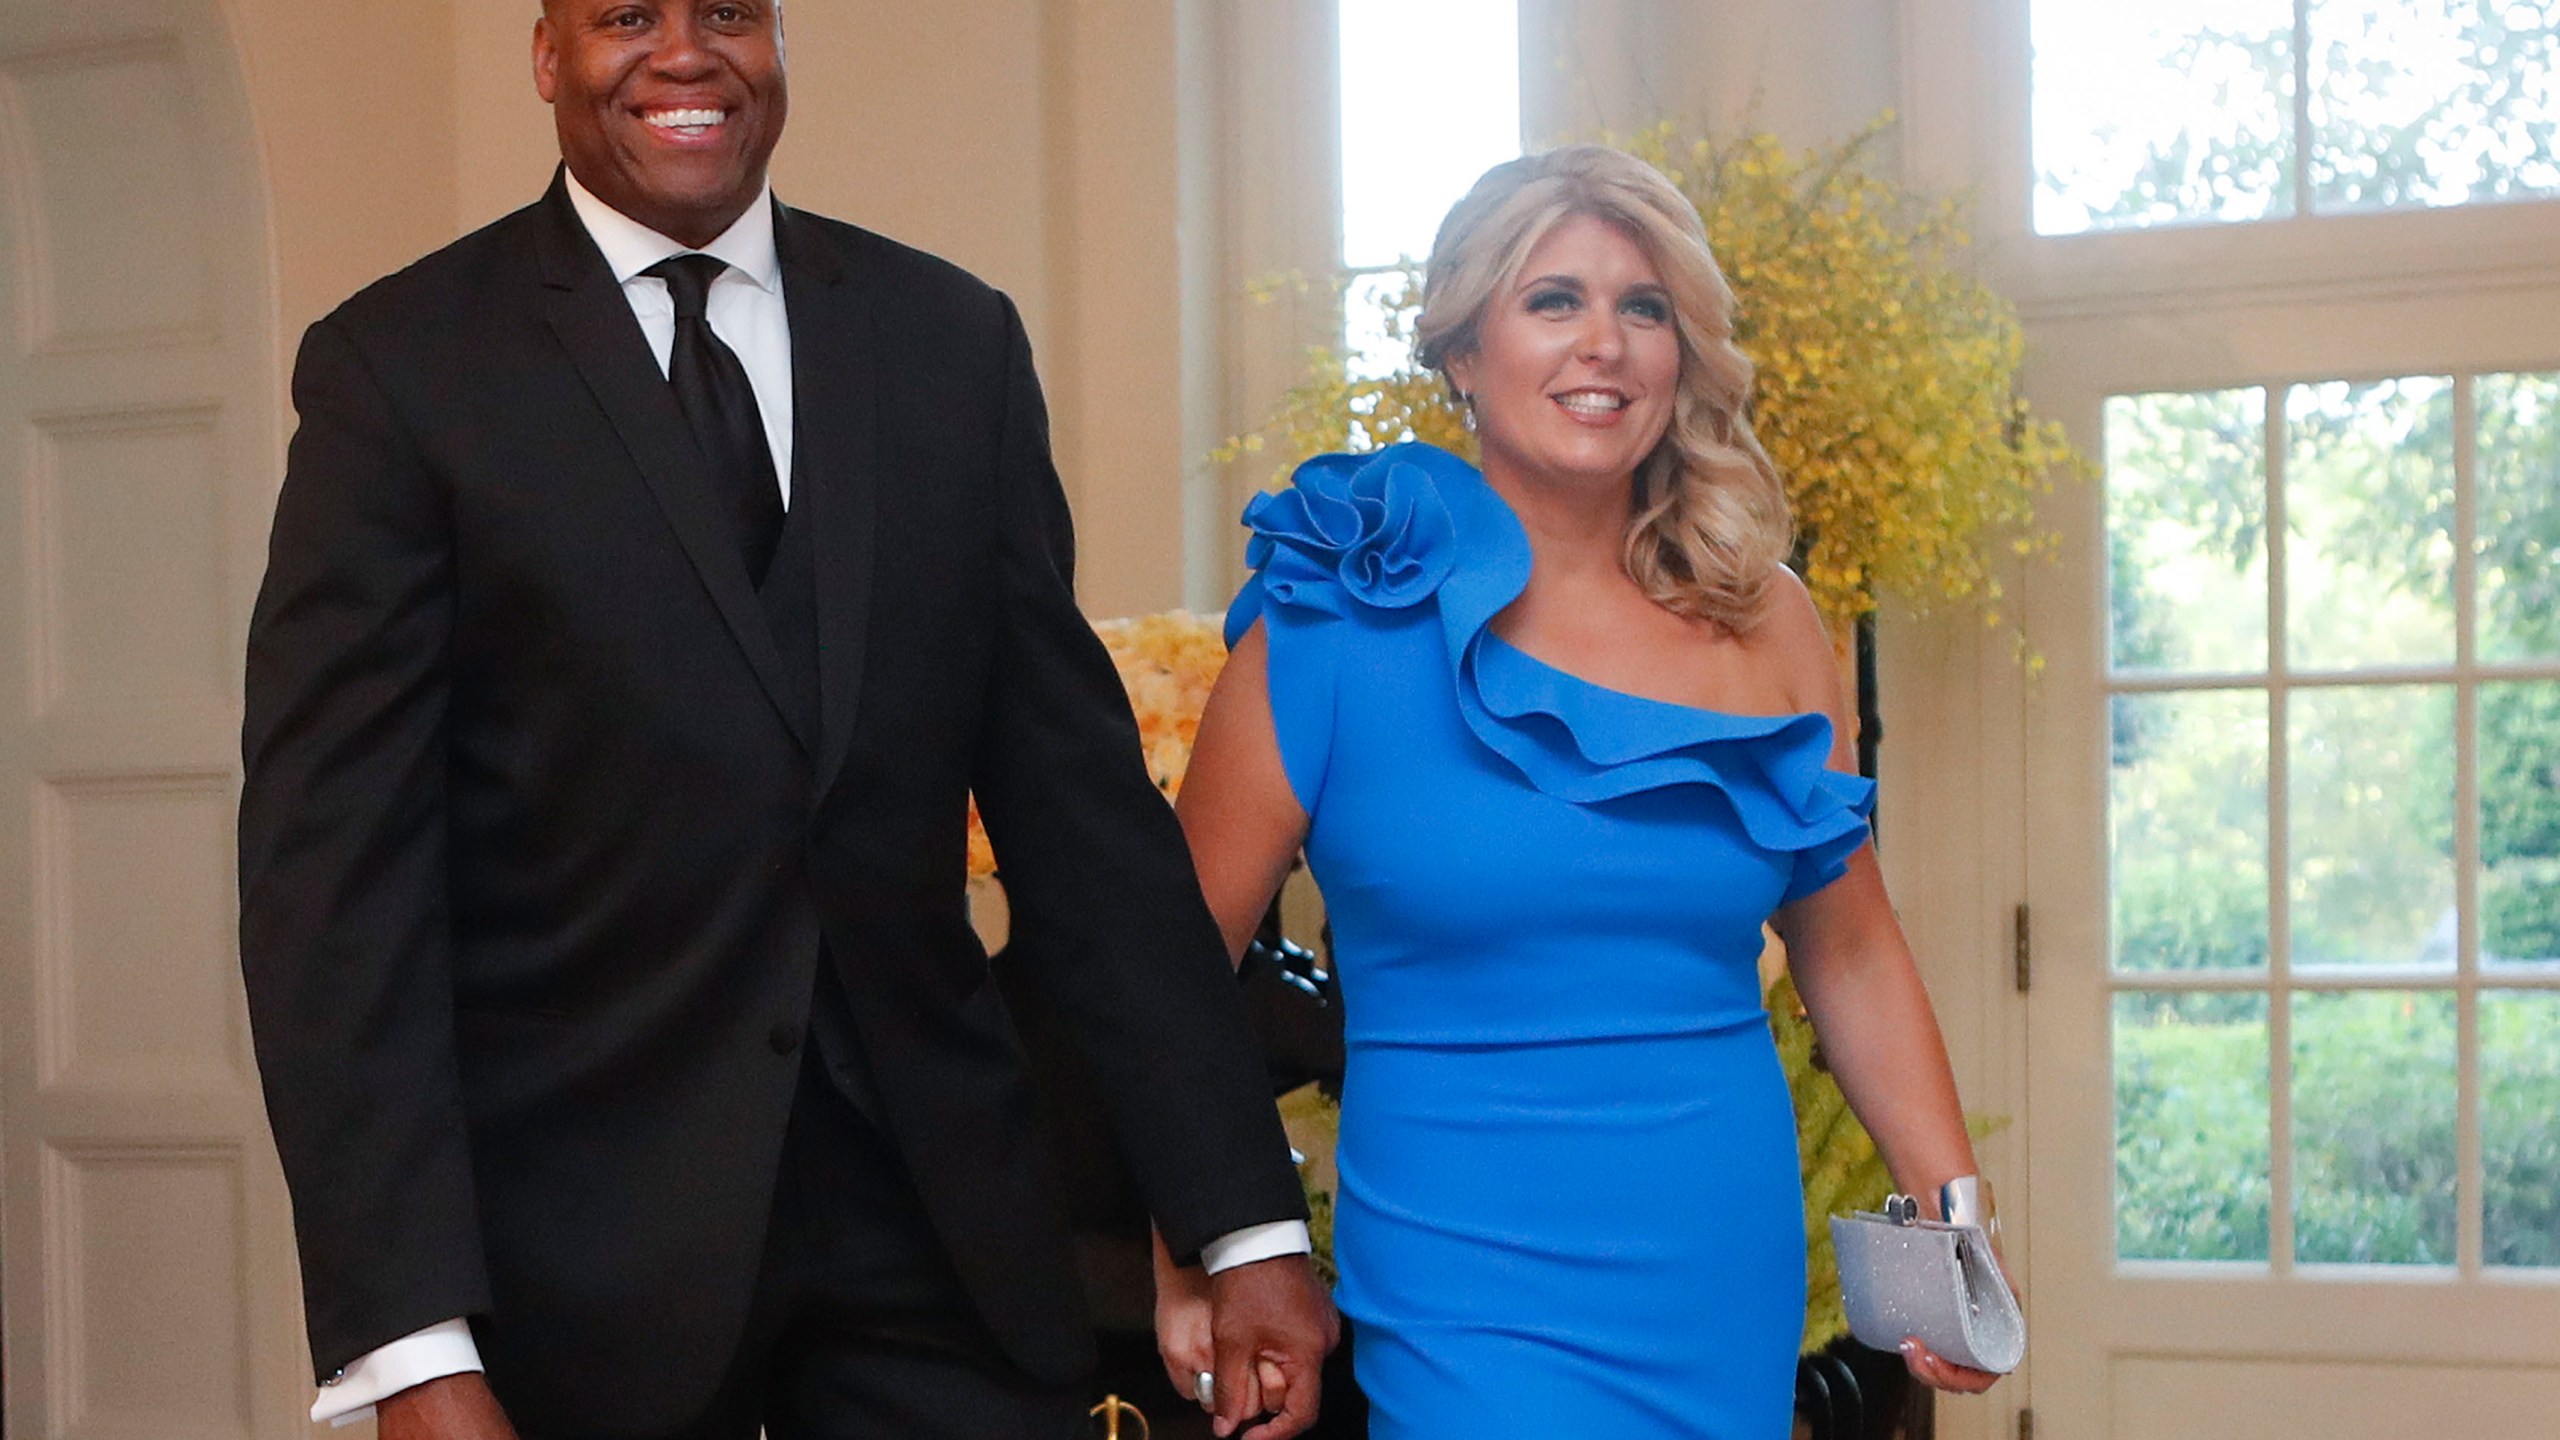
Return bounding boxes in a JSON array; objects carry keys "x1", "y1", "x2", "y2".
[{"x1": 1194, "y1": 1370, "x2": 1215, "y2": 1408}]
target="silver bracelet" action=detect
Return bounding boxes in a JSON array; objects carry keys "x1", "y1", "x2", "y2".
[{"x1": 1939, "y1": 1175, "x2": 1999, "y2": 1237}]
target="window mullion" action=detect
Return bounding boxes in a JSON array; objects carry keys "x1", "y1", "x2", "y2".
[
  {"x1": 2266, "y1": 383, "x2": 2297, "y2": 1275},
  {"x1": 2454, "y1": 372, "x2": 2484, "y2": 1279}
]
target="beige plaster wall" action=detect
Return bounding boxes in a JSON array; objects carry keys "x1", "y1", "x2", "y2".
[
  {"x1": 1520, "y1": 0, "x2": 1902, "y2": 151},
  {"x1": 223, "y1": 0, "x2": 461, "y2": 359},
  {"x1": 1041, "y1": 0, "x2": 1198, "y2": 618},
  {"x1": 452, "y1": 0, "x2": 554, "y2": 236}
]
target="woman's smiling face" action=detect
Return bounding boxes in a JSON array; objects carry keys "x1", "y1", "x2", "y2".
[{"x1": 1446, "y1": 211, "x2": 1683, "y2": 496}]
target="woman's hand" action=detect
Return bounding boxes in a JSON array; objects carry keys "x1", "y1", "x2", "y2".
[
  {"x1": 1901, "y1": 1231, "x2": 2016, "y2": 1395},
  {"x1": 1153, "y1": 1232, "x2": 1218, "y2": 1406},
  {"x1": 1899, "y1": 1337, "x2": 2003, "y2": 1395}
]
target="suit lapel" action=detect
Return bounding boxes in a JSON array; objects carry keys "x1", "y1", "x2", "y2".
[
  {"x1": 530, "y1": 174, "x2": 815, "y2": 757},
  {"x1": 775, "y1": 200, "x2": 879, "y2": 801}
]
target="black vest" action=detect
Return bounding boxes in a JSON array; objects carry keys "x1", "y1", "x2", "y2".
[{"x1": 760, "y1": 474, "x2": 882, "y2": 1121}]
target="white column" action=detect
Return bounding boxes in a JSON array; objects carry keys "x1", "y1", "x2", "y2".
[{"x1": 1518, "y1": 0, "x2": 1902, "y2": 153}]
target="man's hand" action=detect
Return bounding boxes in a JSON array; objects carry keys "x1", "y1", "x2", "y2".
[
  {"x1": 1206, "y1": 1254, "x2": 1337, "y2": 1440},
  {"x1": 376, "y1": 1373, "x2": 518, "y2": 1440}
]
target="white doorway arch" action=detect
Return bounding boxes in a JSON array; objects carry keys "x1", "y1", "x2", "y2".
[{"x1": 0, "y1": 0, "x2": 305, "y2": 1435}]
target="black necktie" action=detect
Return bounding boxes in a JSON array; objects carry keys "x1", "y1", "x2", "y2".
[{"x1": 645, "y1": 254, "x2": 785, "y2": 585}]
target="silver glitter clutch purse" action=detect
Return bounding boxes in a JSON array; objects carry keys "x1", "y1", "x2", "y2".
[{"x1": 1829, "y1": 1193, "x2": 2025, "y2": 1374}]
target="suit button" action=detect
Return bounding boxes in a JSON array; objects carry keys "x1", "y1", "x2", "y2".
[{"x1": 768, "y1": 1022, "x2": 799, "y2": 1055}]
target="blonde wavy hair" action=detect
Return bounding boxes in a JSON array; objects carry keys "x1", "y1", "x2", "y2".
[{"x1": 1415, "y1": 144, "x2": 1791, "y2": 631}]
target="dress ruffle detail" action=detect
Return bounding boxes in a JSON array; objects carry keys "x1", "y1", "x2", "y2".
[
  {"x1": 1226, "y1": 448, "x2": 1458, "y2": 646},
  {"x1": 1230, "y1": 443, "x2": 1874, "y2": 889}
]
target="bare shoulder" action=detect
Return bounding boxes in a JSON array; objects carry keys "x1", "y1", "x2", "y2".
[
  {"x1": 1191, "y1": 619, "x2": 1275, "y2": 762},
  {"x1": 1218, "y1": 617, "x2": 1271, "y2": 689},
  {"x1": 1748, "y1": 566, "x2": 1848, "y2": 719}
]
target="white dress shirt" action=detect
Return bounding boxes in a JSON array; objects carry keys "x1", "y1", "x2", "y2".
[
  {"x1": 310, "y1": 177, "x2": 1307, "y2": 1425},
  {"x1": 566, "y1": 169, "x2": 796, "y2": 497}
]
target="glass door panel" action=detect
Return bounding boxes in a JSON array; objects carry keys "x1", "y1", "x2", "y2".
[{"x1": 2095, "y1": 372, "x2": 2560, "y2": 1276}]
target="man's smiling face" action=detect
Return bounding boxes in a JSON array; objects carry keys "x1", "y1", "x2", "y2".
[{"x1": 535, "y1": 0, "x2": 788, "y2": 248}]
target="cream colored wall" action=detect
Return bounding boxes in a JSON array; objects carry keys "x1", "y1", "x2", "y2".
[
  {"x1": 451, "y1": 1, "x2": 553, "y2": 239},
  {"x1": 224, "y1": 0, "x2": 460, "y2": 368},
  {"x1": 1519, "y1": 0, "x2": 1901, "y2": 147}
]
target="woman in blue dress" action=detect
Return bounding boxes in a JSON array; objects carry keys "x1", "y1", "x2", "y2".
[{"x1": 1156, "y1": 146, "x2": 2007, "y2": 1439}]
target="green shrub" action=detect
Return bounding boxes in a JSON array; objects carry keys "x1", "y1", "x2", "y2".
[
  {"x1": 2114, "y1": 996, "x2": 2270, "y2": 1260},
  {"x1": 2484, "y1": 994, "x2": 2560, "y2": 1267},
  {"x1": 2114, "y1": 991, "x2": 2560, "y2": 1266},
  {"x1": 2483, "y1": 858, "x2": 2560, "y2": 963},
  {"x1": 2112, "y1": 852, "x2": 2270, "y2": 973},
  {"x1": 2290, "y1": 993, "x2": 2458, "y2": 1264}
]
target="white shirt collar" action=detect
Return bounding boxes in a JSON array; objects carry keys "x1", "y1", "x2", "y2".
[{"x1": 562, "y1": 167, "x2": 782, "y2": 295}]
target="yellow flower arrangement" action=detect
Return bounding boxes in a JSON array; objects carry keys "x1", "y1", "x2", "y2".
[
  {"x1": 965, "y1": 611, "x2": 1228, "y2": 880},
  {"x1": 1223, "y1": 118, "x2": 2091, "y2": 635},
  {"x1": 1094, "y1": 611, "x2": 1231, "y2": 799}
]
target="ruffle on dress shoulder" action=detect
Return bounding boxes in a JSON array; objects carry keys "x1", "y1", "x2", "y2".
[
  {"x1": 1224, "y1": 446, "x2": 1459, "y2": 645},
  {"x1": 1228, "y1": 443, "x2": 1874, "y2": 899},
  {"x1": 1224, "y1": 445, "x2": 1460, "y2": 811}
]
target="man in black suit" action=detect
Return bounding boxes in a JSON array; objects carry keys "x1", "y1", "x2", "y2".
[{"x1": 237, "y1": 3, "x2": 1332, "y2": 1438}]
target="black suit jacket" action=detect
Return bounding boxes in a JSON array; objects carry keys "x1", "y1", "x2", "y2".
[{"x1": 239, "y1": 175, "x2": 1303, "y2": 1433}]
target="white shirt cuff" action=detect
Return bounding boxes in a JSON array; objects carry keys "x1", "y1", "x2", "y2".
[
  {"x1": 1199, "y1": 1219, "x2": 1314, "y2": 1274},
  {"x1": 310, "y1": 1317, "x2": 484, "y2": 1426}
]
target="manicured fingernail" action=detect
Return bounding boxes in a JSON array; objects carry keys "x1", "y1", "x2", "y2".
[{"x1": 1899, "y1": 1340, "x2": 1916, "y2": 1355}]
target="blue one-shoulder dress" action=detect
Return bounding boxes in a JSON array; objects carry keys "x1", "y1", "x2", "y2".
[{"x1": 1224, "y1": 444, "x2": 1876, "y2": 1439}]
